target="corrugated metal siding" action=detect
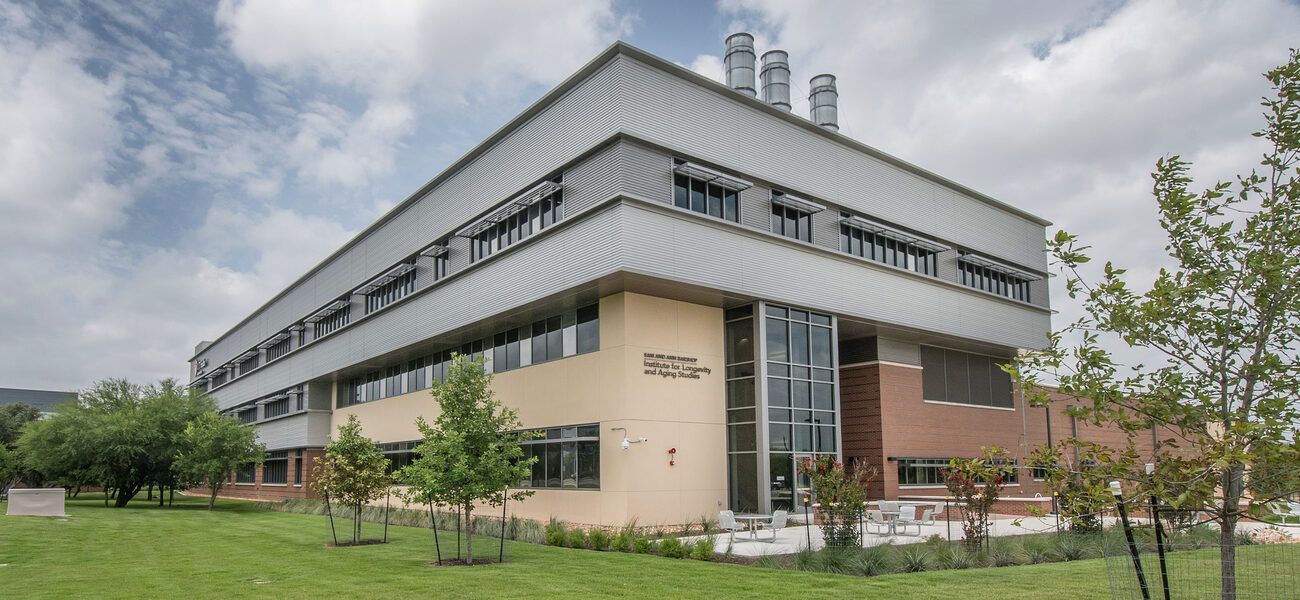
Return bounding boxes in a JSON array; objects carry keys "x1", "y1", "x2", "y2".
[
  {"x1": 616, "y1": 58, "x2": 1047, "y2": 272},
  {"x1": 811, "y1": 206, "x2": 840, "y2": 252},
  {"x1": 564, "y1": 141, "x2": 622, "y2": 213},
  {"x1": 211, "y1": 205, "x2": 628, "y2": 409},
  {"x1": 196, "y1": 57, "x2": 631, "y2": 372},
  {"x1": 617, "y1": 202, "x2": 1049, "y2": 351},
  {"x1": 740, "y1": 184, "x2": 771, "y2": 232},
  {"x1": 619, "y1": 140, "x2": 671, "y2": 202}
]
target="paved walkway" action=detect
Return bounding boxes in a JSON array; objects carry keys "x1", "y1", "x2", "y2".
[{"x1": 690, "y1": 515, "x2": 1282, "y2": 557}]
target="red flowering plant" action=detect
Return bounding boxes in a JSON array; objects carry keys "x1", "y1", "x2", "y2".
[
  {"x1": 798, "y1": 455, "x2": 877, "y2": 549},
  {"x1": 942, "y1": 447, "x2": 1013, "y2": 549}
]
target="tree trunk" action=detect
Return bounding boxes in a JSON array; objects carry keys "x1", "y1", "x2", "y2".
[
  {"x1": 1220, "y1": 463, "x2": 1244, "y2": 600},
  {"x1": 465, "y1": 504, "x2": 473, "y2": 564},
  {"x1": 354, "y1": 505, "x2": 361, "y2": 545},
  {"x1": 209, "y1": 485, "x2": 219, "y2": 511},
  {"x1": 147, "y1": 484, "x2": 153, "y2": 501},
  {"x1": 158, "y1": 486, "x2": 164, "y2": 507},
  {"x1": 169, "y1": 487, "x2": 174, "y2": 506},
  {"x1": 115, "y1": 483, "x2": 139, "y2": 507}
]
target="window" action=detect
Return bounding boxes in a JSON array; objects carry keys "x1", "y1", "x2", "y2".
[
  {"x1": 210, "y1": 370, "x2": 228, "y2": 387},
  {"x1": 294, "y1": 326, "x2": 306, "y2": 346},
  {"x1": 769, "y1": 193, "x2": 823, "y2": 242},
  {"x1": 840, "y1": 213, "x2": 945, "y2": 277},
  {"x1": 339, "y1": 304, "x2": 599, "y2": 408},
  {"x1": 238, "y1": 408, "x2": 257, "y2": 424},
  {"x1": 518, "y1": 424, "x2": 599, "y2": 489},
  {"x1": 238, "y1": 353, "x2": 259, "y2": 376},
  {"x1": 294, "y1": 450, "x2": 303, "y2": 485},
  {"x1": 920, "y1": 345, "x2": 1014, "y2": 408},
  {"x1": 263, "y1": 451, "x2": 288, "y2": 484},
  {"x1": 898, "y1": 458, "x2": 951, "y2": 486},
  {"x1": 469, "y1": 181, "x2": 563, "y2": 262},
  {"x1": 764, "y1": 305, "x2": 836, "y2": 512},
  {"x1": 725, "y1": 304, "x2": 759, "y2": 513},
  {"x1": 958, "y1": 252, "x2": 1036, "y2": 302},
  {"x1": 266, "y1": 336, "x2": 290, "y2": 361},
  {"x1": 311, "y1": 301, "x2": 351, "y2": 338},
  {"x1": 363, "y1": 262, "x2": 417, "y2": 314},
  {"x1": 264, "y1": 396, "x2": 290, "y2": 419},
  {"x1": 672, "y1": 160, "x2": 750, "y2": 222},
  {"x1": 235, "y1": 462, "x2": 255, "y2": 484},
  {"x1": 378, "y1": 441, "x2": 419, "y2": 474}
]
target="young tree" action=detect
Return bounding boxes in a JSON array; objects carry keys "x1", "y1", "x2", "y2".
[
  {"x1": 311, "y1": 414, "x2": 391, "y2": 545},
  {"x1": 397, "y1": 354, "x2": 535, "y2": 563},
  {"x1": 1014, "y1": 49, "x2": 1300, "y2": 600},
  {"x1": 175, "y1": 411, "x2": 266, "y2": 510}
]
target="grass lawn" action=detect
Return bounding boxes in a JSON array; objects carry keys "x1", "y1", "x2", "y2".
[{"x1": 0, "y1": 494, "x2": 1286, "y2": 599}]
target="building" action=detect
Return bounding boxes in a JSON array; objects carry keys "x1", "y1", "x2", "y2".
[
  {"x1": 188, "y1": 37, "x2": 1149, "y2": 524},
  {"x1": 0, "y1": 388, "x2": 76, "y2": 415}
]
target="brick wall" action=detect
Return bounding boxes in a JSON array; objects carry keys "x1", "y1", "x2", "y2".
[
  {"x1": 838, "y1": 361, "x2": 1165, "y2": 505},
  {"x1": 217, "y1": 449, "x2": 324, "y2": 502}
]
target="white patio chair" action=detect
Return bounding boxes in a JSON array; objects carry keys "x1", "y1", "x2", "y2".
[
  {"x1": 1288, "y1": 502, "x2": 1300, "y2": 524},
  {"x1": 863, "y1": 510, "x2": 890, "y2": 536},
  {"x1": 895, "y1": 506, "x2": 922, "y2": 536},
  {"x1": 879, "y1": 501, "x2": 899, "y2": 513},
  {"x1": 917, "y1": 506, "x2": 937, "y2": 526},
  {"x1": 759, "y1": 510, "x2": 789, "y2": 542},
  {"x1": 718, "y1": 510, "x2": 747, "y2": 542}
]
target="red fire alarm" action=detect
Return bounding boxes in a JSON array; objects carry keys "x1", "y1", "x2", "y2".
[{"x1": 668, "y1": 447, "x2": 677, "y2": 466}]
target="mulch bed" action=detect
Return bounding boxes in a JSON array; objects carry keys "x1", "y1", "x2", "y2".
[
  {"x1": 326, "y1": 540, "x2": 389, "y2": 548},
  {"x1": 427, "y1": 558, "x2": 501, "y2": 567}
]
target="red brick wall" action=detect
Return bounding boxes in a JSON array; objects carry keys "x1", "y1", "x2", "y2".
[
  {"x1": 838, "y1": 361, "x2": 1164, "y2": 505},
  {"x1": 217, "y1": 449, "x2": 324, "y2": 502}
]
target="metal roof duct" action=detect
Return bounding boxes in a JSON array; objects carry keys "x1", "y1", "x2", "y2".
[
  {"x1": 760, "y1": 50, "x2": 791, "y2": 112},
  {"x1": 809, "y1": 74, "x2": 839, "y2": 131},
  {"x1": 724, "y1": 33, "x2": 757, "y2": 97}
]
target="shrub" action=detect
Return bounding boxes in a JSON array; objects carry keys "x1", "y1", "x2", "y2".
[
  {"x1": 793, "y1": 548, "x2": 818, "y2": 571},
  {"x1": 989, "y1": 538, "x2": 1024, "y2": 567},
  {"x1": 935, "y1": 544, "x2": 975, "y2": 570},
  {"x1": 1021, "y1": 537, "x2": 1052, "y2": 564},
  {"x1": 589, "y1": 528, "x2": 610, "y2": 551},
  {"x1": 545, "y1": 521, "x2": 567, "y2": 547},
  {"x1": 691, "y1": 536, "x2": 716, "y2": 561},
  {"x1": 566, "y1": 528, "x2": 587, "y2": 549},
  {"x1": 852, "y1": 545, "x2": 894, "y2": 576},
  {"x1": 896, "y1": 544, "x2": 935, "y2": 573},
  {"x1": 632, "y1": 536, "x2": 653, "y2": 554},
  {"x1": 1053, "y1": 533, "x2": 1094, "y2": 561},
  {"x1": 659, "y1": 536, "x2": 685, "y2": 558},
  {"x1": 612, "y1": 530, "x2": 632, "y2": 552}
]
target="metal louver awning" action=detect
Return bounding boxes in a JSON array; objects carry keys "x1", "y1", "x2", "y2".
[
  {"x1": 256, "y1": 332, "x2": 290, "y2": 349},
  {"x1": 839, "y1": 215, "x2": 950, "y2": 253},
  {"x1": 419, "y1": 244, "x2": 449, "y2": 258},
  {"x1": 456, "y1": 180, "x2": 564, "y2": 238},
  {"x1": 771, "y1": 192, "x2": 826, "y2": 214},
  {"x1": 673, "y1": 161, "x2": 753, "y2": 191},
  {"x1": 958, "y1": 253, "x2": 1042, "y2": 281},
  {"x1": 355, "y1": 262, "x2": 416, "y2": 295},
  {"x1": 304, "y1": 299, "x2": 350, "y2": 323}
]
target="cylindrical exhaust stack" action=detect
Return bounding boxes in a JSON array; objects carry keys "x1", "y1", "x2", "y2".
[
  {"x1": 724, "y1": 33, "x2": 757, "y2": 97},
  {"x1": 760, "y1": 50, "x2": 791, "y2": 112},
  {"x1": 809, "y1": 74, "x2": 839, "y2": 131}
]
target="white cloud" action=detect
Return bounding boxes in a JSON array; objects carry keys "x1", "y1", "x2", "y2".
[{"x1": 711, "y1": 0, "x2": 1300, "y2": 366}]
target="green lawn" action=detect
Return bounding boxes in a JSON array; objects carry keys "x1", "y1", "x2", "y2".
[{"x1": 0, "y1": 494, "x2": 1279, "y2": 599}]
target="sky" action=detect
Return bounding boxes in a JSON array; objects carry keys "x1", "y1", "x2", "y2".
[{"x1": 1, "y1": 0, "x2": 1297, "y2": 392}]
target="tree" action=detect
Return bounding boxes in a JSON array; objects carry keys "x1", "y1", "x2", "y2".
[
  {"x1": 175, "y1": 411, "x2": 266, "y2": 510},
  {"x1": 19, "y1": 379, "x2": 211, "y2": 507},
  {"x1": 311, "y1": 414, "x2": 391, "y2": 545},
  {"x1": 397, "y1": 354, "x2": 535, "y2": 563},
  {"x1": 0, "y1": 403, "x2": 43, "y2": 447},
  {"x1": 1014, "y1": 49, "x2": 1300, "y2": 600}
]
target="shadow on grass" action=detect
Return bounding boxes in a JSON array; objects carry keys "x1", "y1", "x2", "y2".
[{"x1": 63, "y1": 492, "x2": 268, "y2": 514}]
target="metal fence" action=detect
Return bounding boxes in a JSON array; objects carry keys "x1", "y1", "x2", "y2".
[{"x1": 1104, "y1": 501, "x2": 1300, "y2": 600}]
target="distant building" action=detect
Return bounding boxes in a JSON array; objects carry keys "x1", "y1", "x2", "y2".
[
  {"x1": 0, "y1": 388, "x2": 75, "y2": 415},
  {"x1": 189, "y1": 37, "x2": 1155, "y2": 524}
]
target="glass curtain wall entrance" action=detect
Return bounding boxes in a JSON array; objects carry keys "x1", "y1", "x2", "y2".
[{"x1": 725, "y1": 302, "x2": 840, "y2": 514}]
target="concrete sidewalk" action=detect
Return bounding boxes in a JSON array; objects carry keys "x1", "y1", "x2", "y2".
[{"x1": 688, "y1": 516, "x2": 1281, "y2": 557}]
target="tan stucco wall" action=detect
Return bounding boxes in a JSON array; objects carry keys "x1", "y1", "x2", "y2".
[{"x1": 333, "y1": 292, "x2": 727, "y2": 526}]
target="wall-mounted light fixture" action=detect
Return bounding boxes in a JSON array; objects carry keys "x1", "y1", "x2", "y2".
[{"x1": 610, "y1": 427, "x2": 647, "y2": 451}]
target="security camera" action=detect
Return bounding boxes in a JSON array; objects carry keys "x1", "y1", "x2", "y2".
[{"x1": 622, "y1": 438, "x2": 631, "y2": 451}]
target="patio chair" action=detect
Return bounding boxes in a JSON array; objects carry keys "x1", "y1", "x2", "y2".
[
  {"x1": 759, "y1": 510, "x2": 789, "y2": 543},
  {"x1": 1289, "y1": 502, "x2": 1300, "y2": 524},
  {"x1": 917, "y1": 506, "x2": 937, "y2": 526},
  {"x1": 863, "y1": 510, "x2": 890, "y2": 536},
  {"x1": 879, "y1": 501, "x2": 899, "y2": 513},
  {"x1": 895, "y1": 506, "x2": 921, "y2": 536},
  {"x1": 718, "y1": 510, "x2": 747, "y2": 542}
]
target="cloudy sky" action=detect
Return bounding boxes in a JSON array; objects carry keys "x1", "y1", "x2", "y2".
[{"x1": 1, "y1": 0, "x2": 1297, "y2": 392}]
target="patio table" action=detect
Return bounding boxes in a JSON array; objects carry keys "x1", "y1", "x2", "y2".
[{"x1": 734, "y1": 514, "x2": 773, "y2": 540}]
